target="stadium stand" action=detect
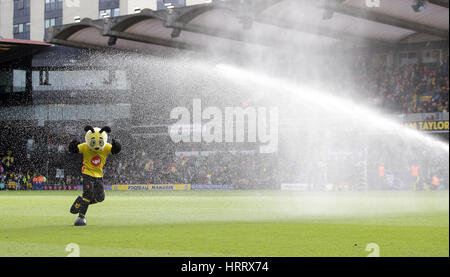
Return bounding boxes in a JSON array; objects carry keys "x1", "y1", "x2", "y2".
[
  {"x1": 353, "y1": 60, "x2": 449, "y2": 113},
  {"x1": 1, "y1": 52, "x2": 449, "y2": 191}
]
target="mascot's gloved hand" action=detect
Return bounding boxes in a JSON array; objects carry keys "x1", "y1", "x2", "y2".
[
  {"x1": 69, "y1": 139, "x2": 80, "y2": 154},
  {"x1": 111, "y1": 139, "x2": 122, "y2": 155}
]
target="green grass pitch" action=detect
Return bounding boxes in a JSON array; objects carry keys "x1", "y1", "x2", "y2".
[{"x1": 0, "y1": 190, "x2": 448, "y2": 257}]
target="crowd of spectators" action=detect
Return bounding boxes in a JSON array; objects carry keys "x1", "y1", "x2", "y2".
[
  {"x1": 103, "y1": 151, "x2": 278, "y2": 189},
  {"x1": 352, "y1": 59, "x2": 449, "y2": 114},
  {"x1": 1, "y1": 148, "x2": 278, "y2": 189},
  {"x1": 0, "y1": 151, "x2": 45, "y2": 190}
]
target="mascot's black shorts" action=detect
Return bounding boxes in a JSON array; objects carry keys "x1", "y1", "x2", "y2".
[{"x1": 82, "y1": 174, "x2": 105, "y2": 204}]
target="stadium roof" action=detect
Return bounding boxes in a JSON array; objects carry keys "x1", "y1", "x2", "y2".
[
  {"x1": 45, "y1": 0, "x2": 449, "y2": 55},
  {"x1": 0, "y1": 38, "x2": 52, "y2": 63}
]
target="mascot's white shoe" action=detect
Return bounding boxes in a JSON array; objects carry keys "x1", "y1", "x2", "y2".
[{"x1": 74, "y1": 216, "x2": 87, "y2": 226}]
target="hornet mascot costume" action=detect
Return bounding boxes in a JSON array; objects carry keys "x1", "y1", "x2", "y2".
[{"x1": 69, "y1": 126, "x2": 121, "y2": 226}]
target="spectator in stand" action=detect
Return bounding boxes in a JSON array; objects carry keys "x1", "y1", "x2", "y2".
[
  {"x1": 32, "y1": 174, "x2": 38, "y2": 190},
  {"x1": 26, "y1": 171, "x2": 32, "y2": 190},
  {"x1": 8, "y1": 172, "x2": 17, "y2": 190},
  {"x1": 2, "y1": 151, "x2": 15, "y2": 172},
  {"x1": 17, "y1": 172, "x2": 24, "y2": 190},
  {"x1": 0, "y1": 171, "x2": 5, "y2": 190}
]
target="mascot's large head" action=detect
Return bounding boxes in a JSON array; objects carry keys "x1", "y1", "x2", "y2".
[{"x1": 84, "y1": 125, "x2": 111, "y2": 152}]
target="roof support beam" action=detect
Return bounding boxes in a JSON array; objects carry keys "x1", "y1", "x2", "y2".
[
  {"x1": 104, "y1": 29, "x2": 203, "y2": 51},
  {"x1": 166, "y1": 21, "x2": 277, "y2": 47},
  {"x1": 46, "y1": 38, "x2": 113, "y2": 52},
  {"x1": 318, "y1": 2, "x2": 449, "y2": 39},
  {"x1": 101, "y1": 14, "x2": 205, "y2": 52},
  {"x1": 255, "y1": 14, "x2": 396, "y2": 48}
]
